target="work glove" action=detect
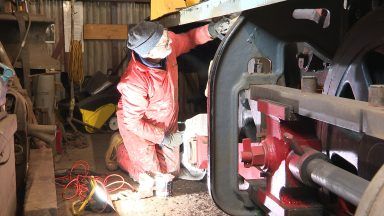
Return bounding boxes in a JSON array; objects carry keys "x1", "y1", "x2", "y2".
[
  {"x1": 208, "y1": 17, "x2": 232, "y2": 40},
  {"x1": 161, "y1": 132, "x2": 183, "y2": 149}
]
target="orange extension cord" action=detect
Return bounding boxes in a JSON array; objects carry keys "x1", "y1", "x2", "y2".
[{"x1": 55, "y1": 160, "x2": 136, "y2": 205}]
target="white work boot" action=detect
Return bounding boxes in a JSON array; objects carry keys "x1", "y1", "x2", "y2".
[
  {"x1": 155, "y1": 173, "x2": 174, "y2": 197},
  {"x1": 138, "y1": 173, "x2": 155, "y2": 199}
]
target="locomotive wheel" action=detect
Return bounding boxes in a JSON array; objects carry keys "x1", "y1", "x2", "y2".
[
  {"x1": 355, "y1": 164, "x2": 384, "y2": 216},
  {"x1": 322, "y1": 8, "x2": 384, "y2": 179}
]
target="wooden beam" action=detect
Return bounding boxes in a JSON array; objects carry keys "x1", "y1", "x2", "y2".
[
  {"x1": 24, "y1": 148, "x2": 57, "y2": 216},
  {"x1": 83, "y1": 24, "x2": 128, "y2": 40}
]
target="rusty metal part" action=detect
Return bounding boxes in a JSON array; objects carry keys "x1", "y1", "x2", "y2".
[
  {"x1": 301, "y1": 76, "x2": 317, "y2": 93},
  {"x1": 368, "y1": 85, "x2": 384, "y2": 107},
  {"x1": 250, "y1": 85, "x2": 384, "y2": 140},
  {"x1": 356, "y1": 165, "x2": 384, "y2": 216}
]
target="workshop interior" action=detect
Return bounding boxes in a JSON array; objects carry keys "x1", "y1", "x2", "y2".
[{"x1": 0, "y1": 0, "x2": 384, "y2": 215}]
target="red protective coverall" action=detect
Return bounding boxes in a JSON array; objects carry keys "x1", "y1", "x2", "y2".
[{"x1": 116, "y1": 25, "x2": 212, "y2": 181}]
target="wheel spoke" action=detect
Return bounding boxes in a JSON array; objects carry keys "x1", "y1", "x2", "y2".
[
  {"x1": 351, "y1": 62, "x2": 372, "y2": 101},
  {"x1": 338, "y1": 61, "x2": 372, "y2": 101}
]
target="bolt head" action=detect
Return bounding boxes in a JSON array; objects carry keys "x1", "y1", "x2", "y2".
[
  {"x1": 251, "y1": 146, "x2": 265, "y2": 166},
  {"x1": 241, "y1": 151, "x2": 252, "y2": 163}
]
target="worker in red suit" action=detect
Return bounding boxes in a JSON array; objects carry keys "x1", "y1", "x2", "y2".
[{"x1": 106, "y1": 19, "x2": 230, "y2": 198}]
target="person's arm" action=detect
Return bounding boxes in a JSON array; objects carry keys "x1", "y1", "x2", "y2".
[
  {"x1": 117, "y1": 72, "x2": 165, "y2": 144},
  {"x1": 171, "y1": 24, "x2": 213, "y2": 57}
]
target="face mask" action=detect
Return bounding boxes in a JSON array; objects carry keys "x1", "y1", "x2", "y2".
[
  {"x1": 145, "y1": 31, "x2": 172, "y2": 59},
  {"x1": 151, "y1": 46, "x2": 171, "y2": 59}
]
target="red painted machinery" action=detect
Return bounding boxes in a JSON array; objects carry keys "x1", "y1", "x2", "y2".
[
  {"x1": 238, "y1": 98, "x2": 370, "y2": 215},
  {"x1": 204, "y1": 1, "x2": 384, "y2": 214}
]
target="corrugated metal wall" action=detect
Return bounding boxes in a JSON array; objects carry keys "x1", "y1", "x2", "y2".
[
  {"x1": 83, "y1": 1, "x2": 112, "y2": 76},
  {"x1": 28, "y1": 0, "x2": 150, "y2": 76},
  {"x1": 83, "y1": 2, "x2": 150, "y2": 76},
  {"x1": 115, "y1": 2, "x2": 150, "y2": 75}
]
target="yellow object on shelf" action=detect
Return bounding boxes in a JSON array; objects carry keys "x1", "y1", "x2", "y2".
[{"x1": 150, "y1": 0, "x2": 186, "y2": 20}]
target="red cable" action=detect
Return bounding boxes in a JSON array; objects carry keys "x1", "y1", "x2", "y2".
[
  {"x1": 56, "y1": 160, "x2": 92, "y2": 201},
  {"x1": 55, "y1": 160, "x2": 135, "y2": 204}
]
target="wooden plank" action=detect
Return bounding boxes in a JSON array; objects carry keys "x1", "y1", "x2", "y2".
[
  {"x1": 24, "y1": 148, "x2": 57, "y2": 216},
  {"x1": 84, "y1": 24, "x2": 128, "y2": 40},
  {"x1": 0, "y1": 115, "x2": 17, "y2": 216}
]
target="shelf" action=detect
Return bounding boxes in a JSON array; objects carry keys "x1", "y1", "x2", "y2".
[{"x1": 0, "y1": 12, "x2": 54, "y2": 23}]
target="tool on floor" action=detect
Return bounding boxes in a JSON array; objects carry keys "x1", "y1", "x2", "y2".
[
  {"x1": 71, "y1": 176, "x2": 117, "y2": 215},
  {"x1": 56, "y1": 161, "x2": 136, "y2": 215}
]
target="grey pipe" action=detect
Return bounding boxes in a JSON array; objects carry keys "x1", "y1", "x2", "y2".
[{"x1": 306, "y1": 158, "x2": 369, "y2": 206}]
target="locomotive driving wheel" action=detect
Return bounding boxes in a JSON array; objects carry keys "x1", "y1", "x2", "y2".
[{"x1": 322, "y1": 8, "x2": 384, "y2": 183}]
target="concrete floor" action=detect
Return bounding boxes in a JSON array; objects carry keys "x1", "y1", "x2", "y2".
[{"x1": 55, "y1": 133, "x2": 227, "y2": 215}]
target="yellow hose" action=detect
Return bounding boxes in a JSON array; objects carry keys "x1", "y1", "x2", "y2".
[
  {"x1": 71, "y1": 176, "x2": 96, "y2": 216},
  {"x1": 68, "y1": 40, "x2": 84, "y2": 85}
]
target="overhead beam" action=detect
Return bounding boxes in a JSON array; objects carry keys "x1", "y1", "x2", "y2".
[{"x1": 155, "y1": 0, "x2": 287, "y2": 27}]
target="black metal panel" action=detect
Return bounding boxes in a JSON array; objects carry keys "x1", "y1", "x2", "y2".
[
  {"x1": 208, "y1": 16, "x2": 284, "y2": 215},
  {"x1": 242, "y1": 0, "x2": 346, "y2": 59},
  {"x1": 209, "y1": 17, "x2": 264, "y2": 216}
]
